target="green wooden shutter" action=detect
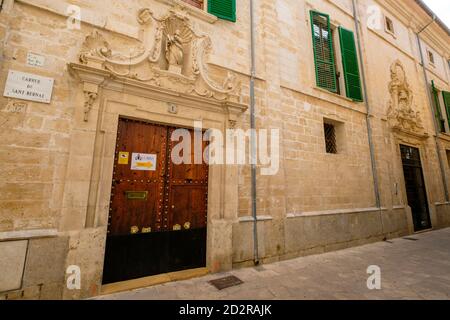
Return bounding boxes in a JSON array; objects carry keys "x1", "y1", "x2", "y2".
[
  {"x1": 208, "y1": 0, "x2": 236, "y2": 22},
  {"x1": 338, "y1": 27, "x2": 363, "y2": 102},
  {"x1": 443, "y1": 91, "x2": 450, "y2": 130},
  {"x1": 310, "y1": 11, "x2": 337, "y2": 93},
  {"x1": 431, "y1": 81, "x2": 446, "y2": 133}
]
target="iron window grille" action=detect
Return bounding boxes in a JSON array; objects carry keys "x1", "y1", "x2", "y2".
[{"x1": 324, "y1": 123, "x2": 337, "y2": 154}]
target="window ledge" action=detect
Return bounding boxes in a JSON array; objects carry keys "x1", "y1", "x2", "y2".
[
  {"x1": 287, "y1": 207, "x2": 387, "y2": 219},
  {"x1": 313, "y1": 86, "x2": 360, "y2": 104},
  {"x1": 239, "y1": 215, "x2": 273, "y2": 223},
  {"x1": 385, "y1": 29, "x2": 397, "y2": 39},
  {"x1": 438, "y1": 133, "x2": 450, "y2": 142},
  {"x1": 155, "y1": 0, "x2": 218, "y2": 24},
  {"x1": 435, "y1": 202, "x2": 450, "y2": 206}
]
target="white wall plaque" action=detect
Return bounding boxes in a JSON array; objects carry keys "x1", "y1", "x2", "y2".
[
  {"x1": 131, "y1": 153, "x2": 157, "y2": 171},
  {"x1": 27, "y1": 52, "x2": 46, "y2": 67},
  {"x1": 3, "y1": 70, "x2": 54, "y2": 104}
]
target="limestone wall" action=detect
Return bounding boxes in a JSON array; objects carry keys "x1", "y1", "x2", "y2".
[{"x1": 0, "y1": 0, "x2": 449, "y2": 300}]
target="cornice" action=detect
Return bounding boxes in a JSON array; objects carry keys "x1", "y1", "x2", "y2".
[
  {"x1": 68, "y1": 62, "x2": 248, "y2": 115},
  {"x1": 393, "y1": 127, "x2": 429, "y2": 141}
]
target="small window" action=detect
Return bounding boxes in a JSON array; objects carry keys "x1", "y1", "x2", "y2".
[
  {"x1": 446, "y1": 150, "x2": 450, "y2": 169},
  {"x1": 385, "y1": 17, "x2": 395, "y2": 34},
  {"x1": 181, "y1": 0, "x2": 204, "y2": 9},
  {"x1": 431, "y1": 81, "x2": 447, "y2": 133},
  {"x1": 179, "y1": 0, "x2": 237, "y2": 22},
  {"x1": 324, "y1": 123, "x2": 338, "y2": 154},
  {"x1": 428, "y1": 50, "x2": 435, "y2": 65}
]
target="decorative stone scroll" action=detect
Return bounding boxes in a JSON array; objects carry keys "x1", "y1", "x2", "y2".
[
  {"x1": 77, "y1": 5, "x2": 241, "y2": 103},
  {"x1": 83, "y1": 91, "x2": 98, "y2": 122},
  {"x1": 387, "y1": 60, "x2": 427, "y2": 137}
]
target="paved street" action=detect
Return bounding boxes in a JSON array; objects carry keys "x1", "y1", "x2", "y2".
[{"x1": 98, "y1": 228, "x2": 450, "y2": 300}]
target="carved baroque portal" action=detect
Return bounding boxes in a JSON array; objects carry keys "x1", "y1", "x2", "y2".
[
  {"x1": 387, "y1": 60, "x2": 426, "y2": 136},
  {"x1": 78, "y1": 5, "x2": 241, "y2": 103}
]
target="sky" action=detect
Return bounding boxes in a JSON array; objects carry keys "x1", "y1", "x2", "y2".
[{"x1": 423, "y1": 0, "x2": 450, "y2": 28}]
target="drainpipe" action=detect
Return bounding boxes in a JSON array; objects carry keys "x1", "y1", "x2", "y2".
[
  {"x1": 415, "y1": 16, "x2": 450, "y2": 202},
  {"x1": 250, "y1": 0, "x2": 259, "y2": 266},
  {"x1": 351, "y1": 0, "x2": 386, "y2": 238},
  {"x1": 351, "y1": 0, "x2": 382, "y2": 210}
]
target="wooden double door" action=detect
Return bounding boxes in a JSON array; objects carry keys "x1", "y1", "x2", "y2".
[
  {"x1": 400, "y1": 145, "x2": 432, "y2": 232},
  {"x1": 102, "y1": 118, "x2": 209, "y2": 284}
]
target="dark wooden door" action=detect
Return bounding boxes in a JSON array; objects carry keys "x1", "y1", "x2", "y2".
[
  {"x1": 400, "y1": 145, "x2": 432, "y2": 232},
  {"x1": 102, "y1": 118, "x2": 209, "y2": 284}
]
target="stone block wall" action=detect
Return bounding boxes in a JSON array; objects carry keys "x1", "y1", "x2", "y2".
[{"x1": 0, "y1": 0, "x2": 449, "y2": 299}]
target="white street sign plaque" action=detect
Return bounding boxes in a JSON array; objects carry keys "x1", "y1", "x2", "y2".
[
  {"x1": 3, "y1": 70, "x2": 54, "y2": 104},
  {"x1": 27, "y1": 52, "x2": 46, "y2": 67}
]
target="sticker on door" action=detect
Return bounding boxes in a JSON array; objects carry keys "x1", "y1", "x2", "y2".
[
  {"x1": 131, "y1": 153, "x2": 157, "y2": 171},
  {"x1": 118, "y1": 152, "x2": 129, "y2": 165}
]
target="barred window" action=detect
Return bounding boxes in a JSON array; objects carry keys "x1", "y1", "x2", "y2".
[{"x1": 324, "y1": 123, "x2": 337, "y2": 154}]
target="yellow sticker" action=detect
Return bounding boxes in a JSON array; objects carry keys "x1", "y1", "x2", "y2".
[
  {"x1": 118, "y1": 152, "x2": 129, "y2": 165},
  {"x1": 142, "y1": 227, "x2": 152, "y2": 233},
  {"x1": 173, "y1": 224, "x2": 181, "y2": 231},
  {"x1": 130, "y1": 226, "x2": 139, "y2": 234}
]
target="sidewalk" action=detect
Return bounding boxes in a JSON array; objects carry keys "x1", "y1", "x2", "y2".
[{"x1": 97, "y1": 228, "x2": 450, "y2": 300}]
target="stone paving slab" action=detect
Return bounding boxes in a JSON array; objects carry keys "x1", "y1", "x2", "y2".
[{"x1": 97, "y1": 228, "x2": 450, "y2": 300}]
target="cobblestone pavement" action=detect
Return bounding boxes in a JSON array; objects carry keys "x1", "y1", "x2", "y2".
[{"x1": 98, "y1": 228, "x2": 450, "y2": 300}]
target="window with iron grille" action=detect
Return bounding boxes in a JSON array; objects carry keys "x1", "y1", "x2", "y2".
[{"x1": 324, "y1": 123, "x2": 337, "y2": 154}]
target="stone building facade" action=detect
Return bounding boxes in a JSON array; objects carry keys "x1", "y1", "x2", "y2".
[{"x1": 0, "y1": 0, "x2": 449, "y2": 299}]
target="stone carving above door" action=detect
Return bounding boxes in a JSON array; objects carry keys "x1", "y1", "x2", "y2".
[
  {"x1": 77, "y1": 5, "x2": 241, "y2": 102},
  {"x1": 387, "y1": 60, "x2": 427, "y2": 138}
]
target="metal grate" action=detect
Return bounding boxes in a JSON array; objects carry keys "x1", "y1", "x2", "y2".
[
  {"x1": 324, "y1": 123, "x2": 337, "y2": 154},
  {"x1": 209, "y1": 275, "x2": 243, "y2": 290},
  {"x1": 403, "y1": 237, "x2": 419, "y2": 241}
]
